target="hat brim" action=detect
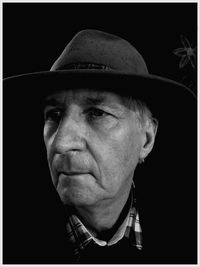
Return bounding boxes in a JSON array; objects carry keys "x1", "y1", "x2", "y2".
[{"x1": 3, "y1": 69, "x2": 196, "y2": 119}]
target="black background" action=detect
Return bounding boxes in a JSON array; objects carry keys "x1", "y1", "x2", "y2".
[{"x1": 3, "y1": 3, "x2": 197, "y2": 264}]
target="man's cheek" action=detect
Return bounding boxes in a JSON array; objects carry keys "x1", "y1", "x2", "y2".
[{"x1": 115, "y1": 136, "x2": 139, "y2": 172}]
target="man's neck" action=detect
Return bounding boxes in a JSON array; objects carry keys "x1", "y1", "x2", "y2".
[{"x1": 72, "y1": 186, "x2": 132, "y2": 241}]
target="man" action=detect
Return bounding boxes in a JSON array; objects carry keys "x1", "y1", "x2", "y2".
[{"x1": 4, "y1": 29, "x2": 197, "y2": 263}]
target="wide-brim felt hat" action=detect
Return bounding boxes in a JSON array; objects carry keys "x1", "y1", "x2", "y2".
[{"x1": 4, "y1": 29, "x2": 196, "y2": 116}]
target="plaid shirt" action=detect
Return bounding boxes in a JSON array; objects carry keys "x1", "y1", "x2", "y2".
[{"x1": 65, "y1": 187, "x2": 142, "y2": 260}]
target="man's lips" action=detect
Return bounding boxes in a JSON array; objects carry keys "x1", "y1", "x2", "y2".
[{"x1": 58, "y1": 171, "x2": 91, "y2": 176}]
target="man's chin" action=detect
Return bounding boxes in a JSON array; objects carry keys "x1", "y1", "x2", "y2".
[
  {"x1": 56, "y1": 173, "x2": 101, "y2": 206},
  {"x1": 58, "y1": 187, "x2": 99, "y2": 207}
]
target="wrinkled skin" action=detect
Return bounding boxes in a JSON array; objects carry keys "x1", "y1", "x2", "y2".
[{"x1": 43, "y1": 89, "x2": 151, "y2": 210}]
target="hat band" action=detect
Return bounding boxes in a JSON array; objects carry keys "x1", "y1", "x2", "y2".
[{"x1": 56, "y1": 62, "x2": 112, "y2": 70}]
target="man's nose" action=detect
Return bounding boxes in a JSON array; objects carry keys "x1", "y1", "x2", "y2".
[{"x1": 52, "y1": 114, "x2": 87, "y2": 154}]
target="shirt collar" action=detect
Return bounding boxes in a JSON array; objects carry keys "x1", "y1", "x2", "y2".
[{"x1": 65, "y1": 185, "x2": 142, "y2": 257}]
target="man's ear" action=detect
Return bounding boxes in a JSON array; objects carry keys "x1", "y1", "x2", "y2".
[{"x1": 139, "y1": 118, "x2": 158, "y2": 161}]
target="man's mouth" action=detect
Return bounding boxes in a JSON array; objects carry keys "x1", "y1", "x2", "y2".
[
  {"x1": 58, "y1": 171, "x2": 91, "y2": 177},
  {"x1": 63, "y1": 172, "x2": 85, "y2": 175}
]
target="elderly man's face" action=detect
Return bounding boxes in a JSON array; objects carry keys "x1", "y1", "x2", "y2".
[{"x1": 43, "y1": 89, "x2": 144, "y2": 207}]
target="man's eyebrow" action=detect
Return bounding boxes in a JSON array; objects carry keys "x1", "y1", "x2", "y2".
[
  {"x1": 85, "y1": 96, "x2": 106, "y2": 106},
  {"x1": 85, "y1": 95, "x2": 124, "y2": 111}
]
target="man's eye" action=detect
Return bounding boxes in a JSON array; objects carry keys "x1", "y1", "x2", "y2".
[
  {"x1": 86, "y1": 108, "x2": 108, "y2": 118},
  {"x1": 45, "y1": 109, "x2": 62, "y2": 122}
]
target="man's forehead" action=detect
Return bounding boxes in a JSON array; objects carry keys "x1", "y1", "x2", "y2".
[{"x1": 44, "y1": 89, "x2": 128, "y2": 107}]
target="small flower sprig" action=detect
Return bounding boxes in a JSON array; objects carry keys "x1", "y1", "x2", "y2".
[{"x1": 173, "y1": 35, "x2": 196, "y2": 69}]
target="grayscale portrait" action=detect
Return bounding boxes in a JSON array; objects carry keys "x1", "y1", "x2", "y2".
[{"x1": 3, "y1": 3, "x2": 197, "y2": 264}]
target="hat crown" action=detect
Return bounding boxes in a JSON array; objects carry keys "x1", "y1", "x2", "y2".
[{"x1": 50, "y1": 29, "x2": 149, "y2": 74}]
